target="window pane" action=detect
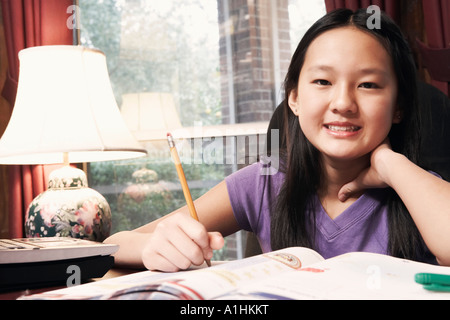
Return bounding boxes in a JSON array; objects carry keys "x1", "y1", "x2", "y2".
[{"x1": 78, "y1": 0, "x2": 325, "y2": 260}]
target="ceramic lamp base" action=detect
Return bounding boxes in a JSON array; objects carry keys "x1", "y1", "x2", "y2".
[{"x1": 25, "y1": 166, "x2": 112, "y2": 242}]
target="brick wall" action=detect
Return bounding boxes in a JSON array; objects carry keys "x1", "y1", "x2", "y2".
[{"x1": 218, "y1": 0, "x2": 291, "y2": 124}]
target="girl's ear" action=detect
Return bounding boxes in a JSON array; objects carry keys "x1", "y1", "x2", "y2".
[
  {"x1": 392, "y1": 109, "x2": 403, "y2": 124},
  {"x1": 288, "y1": 89, "x2": 300, "y2": 116}
]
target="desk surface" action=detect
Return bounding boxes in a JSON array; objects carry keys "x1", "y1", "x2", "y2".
[{"x1": 0, "y1": 268, "x2": 139, "y2": 300}]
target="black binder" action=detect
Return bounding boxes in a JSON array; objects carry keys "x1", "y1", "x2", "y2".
[{"x1": 0, "y1": 237, "x2": 118, "y2": 292}]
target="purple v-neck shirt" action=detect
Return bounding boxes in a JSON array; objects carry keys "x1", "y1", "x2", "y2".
[{"x1": 225, "y1": 160, "x2": 436, "y2": 264}]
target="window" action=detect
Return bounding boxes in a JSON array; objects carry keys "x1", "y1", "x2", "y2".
[{"x1": 78, "y1": 0, "x2": 325, "y2": 260}]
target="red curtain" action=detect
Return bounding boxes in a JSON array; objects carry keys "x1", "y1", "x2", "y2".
[
  {"x1": 418, "y1": 0, "x2": 450, "y2": 96},
  {"x1": 1, "y1": 0, "x2": 73, "y2": 238},
  {"x1": 324, "y1": 0, "x2": 400, "y2": 24}
]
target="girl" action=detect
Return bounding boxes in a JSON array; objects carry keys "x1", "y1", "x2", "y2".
[{"x1": 105, "y1": 9, "x2": 450, "y2": 271}]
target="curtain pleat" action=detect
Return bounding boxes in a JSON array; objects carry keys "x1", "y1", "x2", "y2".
[
  {"x1": 421, "y1": 0, "x2": 450, "y2": 96},
  {"x1": 324, "y1": 0, "x2": 401, "y2": 24},
  {"x1": 0, "y1": 0, "x2": 72, "y2": 238}
]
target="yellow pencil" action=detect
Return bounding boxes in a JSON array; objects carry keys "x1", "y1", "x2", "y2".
[{"x1": 167, "y1": 133, "x2": 211, "y2": 267}]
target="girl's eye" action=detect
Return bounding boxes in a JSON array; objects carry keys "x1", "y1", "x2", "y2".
[
  {"x1": 313, "y1": 79, "x2": 331, "y2": 86},
  {"x1": 359, "y1": 82, "x2": 379, "y2": 89}
]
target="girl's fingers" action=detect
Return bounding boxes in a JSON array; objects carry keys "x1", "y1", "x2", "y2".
[{"x1": 142, "y1": 212, "x2": 224, "y2": 271}]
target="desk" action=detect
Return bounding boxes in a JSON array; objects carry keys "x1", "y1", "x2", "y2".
[{"x1": 0, "y1": 267, "x2": 139, "y2": 300}]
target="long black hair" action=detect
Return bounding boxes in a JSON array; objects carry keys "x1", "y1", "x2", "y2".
[{"x1": 270, "y1": 8, "x2": 428, "y2": 261}]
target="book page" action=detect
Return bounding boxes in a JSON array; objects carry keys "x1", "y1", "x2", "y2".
[
  {"x1": 19, "y1": 247, "x2": 323, "y2": 300},
  {"x1": 19, "y1": 269, "x2": 181, "y2": 300},
  {"x1": 220, "y1": 252, "x2": 450, "y2": 300},
  {"x1": 156, "y1": 247, "x2": 324, "y2": 299}
]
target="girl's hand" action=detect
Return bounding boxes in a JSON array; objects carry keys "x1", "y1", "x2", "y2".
[
  {"x1": 338, "y1": 139, "x2": 393, "y2": 202},
  {"x1": 140, "y1": 212, "x2": 224, "y2": 272}
]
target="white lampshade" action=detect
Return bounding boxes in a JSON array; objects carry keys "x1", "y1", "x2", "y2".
[
  {"x1": 120, "y1": 92, "x2": 182, "y2": 134},
  {"x1": 0, "y1": 45, "x2": 147, "y2": 165}
]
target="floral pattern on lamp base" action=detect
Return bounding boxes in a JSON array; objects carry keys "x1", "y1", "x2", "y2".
[{"x1": 25, "y1": 166, "x2": 112, "y2": 242}]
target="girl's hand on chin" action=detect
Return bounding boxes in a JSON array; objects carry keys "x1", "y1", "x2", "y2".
[{"x1": 338, "y1": 139, "x2": 394, "y2": 202}]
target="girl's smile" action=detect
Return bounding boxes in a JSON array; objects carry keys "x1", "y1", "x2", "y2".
[
  {"x1": 288, "y1": 26, "x2": 400, "y2": 162},
  {"x1": 323, "y1": 121, "x2": 362, "y2": 138}
]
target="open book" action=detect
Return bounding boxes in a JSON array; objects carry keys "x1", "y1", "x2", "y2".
[{"x1": 20, "y1": 247, "x2": 450, "y2": 300}]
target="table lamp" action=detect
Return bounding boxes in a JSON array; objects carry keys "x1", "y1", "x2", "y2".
[
  {"x1": 0, "y1": 45, "x2": 147, "y2": 241},
  {"x1": 120, "y1": 92, "x2": 182, "y2": 135}
]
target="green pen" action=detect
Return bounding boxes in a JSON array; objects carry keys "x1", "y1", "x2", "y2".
[
  {"x1": 422, "y1": 284, "x2": 450, "y2": 292},
  {"x1": 415, "y1": 273, "x2": 450, "y2": 292}
]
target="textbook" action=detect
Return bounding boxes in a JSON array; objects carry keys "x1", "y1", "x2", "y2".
[{"x1": 19, "y1": 247, "x2": 450, "y2": 300}]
